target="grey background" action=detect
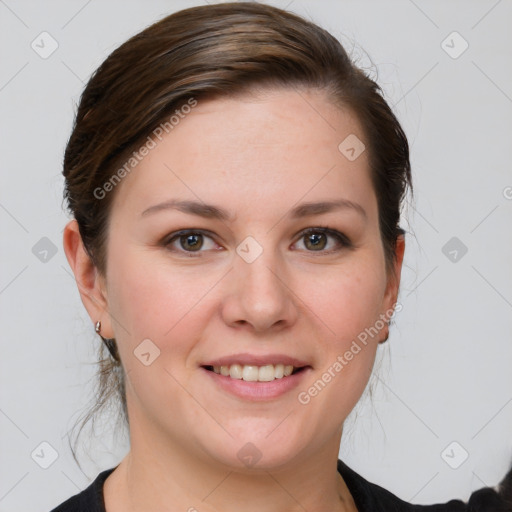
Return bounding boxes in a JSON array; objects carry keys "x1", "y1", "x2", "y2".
[{"x1": 1, "y1": 0, "x2": 511, "y2": 510}]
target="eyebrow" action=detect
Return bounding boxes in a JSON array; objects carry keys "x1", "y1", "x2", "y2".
[{"x1": 140, "y1": 198, "x2": 367, "y2": 221}]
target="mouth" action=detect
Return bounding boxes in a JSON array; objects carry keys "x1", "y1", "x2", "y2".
[{"x1": 201, "y1": 364, "x2": 310, "y2": 382}]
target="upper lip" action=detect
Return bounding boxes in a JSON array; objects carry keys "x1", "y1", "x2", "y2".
[{"x1": 201, "y1": 353, "x2": 311, "y2": 368}]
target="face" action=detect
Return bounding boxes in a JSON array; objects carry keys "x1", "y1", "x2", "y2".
[{"x1": 78, "y1": 88, "x2": 403, "y2": 470}]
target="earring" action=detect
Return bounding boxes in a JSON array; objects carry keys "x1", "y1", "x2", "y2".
[{"x1": 94, "y1": 321, "x2": 120, "y2": 362}]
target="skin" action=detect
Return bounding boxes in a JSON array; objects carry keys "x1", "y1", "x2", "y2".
[{"x1": 64, "y1": 87, "x2": 405, "y2": 512}]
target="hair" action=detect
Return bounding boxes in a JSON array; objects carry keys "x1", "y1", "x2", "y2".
[{"x1": 63, "y1": 2, "x2": 412, "y2": 461}]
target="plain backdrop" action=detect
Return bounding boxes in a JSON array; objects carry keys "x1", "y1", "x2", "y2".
[{"x1": 1, "y1": 0, "x2": 511, "y2": 510}]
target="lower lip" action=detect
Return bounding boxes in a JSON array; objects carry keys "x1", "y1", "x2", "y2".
[{"x1": 201, "y1": 367, "x2": 311, "y2": 401}]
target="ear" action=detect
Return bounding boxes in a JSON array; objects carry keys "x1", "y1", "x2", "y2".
[
  {"x1": 62, "y1": 219, "x2": 115, "y2": 338},
  {"x1": 382, "y1": 233, "x2": 406, "y2": 315}
]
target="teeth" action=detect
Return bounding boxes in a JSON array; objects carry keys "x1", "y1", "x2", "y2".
[{"x1": 211, "y1": 364, "x2": 297, "y2": 381}]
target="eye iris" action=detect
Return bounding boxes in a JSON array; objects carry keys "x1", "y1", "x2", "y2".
[
  {"x1": 181, "y1": 233, "x2": 203, "y2": 251},
  {"x1": 174, "y1": 231, "x2": 334, "y2": 252},
  {"x1": 305, "y1": 232, "x2": 326, "y2": 250}
]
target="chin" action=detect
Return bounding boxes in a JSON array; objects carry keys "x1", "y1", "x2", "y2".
[{"x1": 199, "y1": 427, "x2": 304, "y2": 472}]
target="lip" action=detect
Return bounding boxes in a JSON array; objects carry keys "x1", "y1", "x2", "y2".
[
  {"x1": 201, "y1": 353, "x2": 310, "y2": 368},
  {"x1": 201, "y1": 365, "x2": 312, "y2": 401}
]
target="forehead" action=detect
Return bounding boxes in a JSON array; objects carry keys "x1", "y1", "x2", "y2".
[{"x1": 109, "y1": 87, "x2": 376, "y2": 221}]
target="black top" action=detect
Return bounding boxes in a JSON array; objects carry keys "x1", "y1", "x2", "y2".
[{"x1": 50, "y1": 459, "x2": 511, "y2": 511}]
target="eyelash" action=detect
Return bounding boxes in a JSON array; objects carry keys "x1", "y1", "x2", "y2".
[{"x1": 163, "y1": 227, "x2": 352, "y2": 256}]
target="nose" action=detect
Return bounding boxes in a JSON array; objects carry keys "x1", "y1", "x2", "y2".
[{"x1": 220, "y1": 246, "x2": 299, "y2": 333}]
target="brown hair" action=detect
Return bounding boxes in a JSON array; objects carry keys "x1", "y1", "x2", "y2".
[{"x1": 63, "y1": 1, "x2": 412, "y2": 454}]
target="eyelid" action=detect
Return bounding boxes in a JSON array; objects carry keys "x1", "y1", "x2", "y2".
[{"x1": 293, "y1": 226, "x2": 353, "y2": 252}]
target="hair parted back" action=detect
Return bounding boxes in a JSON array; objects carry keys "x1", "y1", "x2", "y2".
[{"x1": 62, "y1": 1, "x2": 412, "y2": 457}]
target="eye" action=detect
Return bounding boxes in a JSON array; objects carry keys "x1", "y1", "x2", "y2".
[
  {"x1": 164, "y1": 230, "x2": 220, "y2": 255},
  {"x1": 163, "y1": 227, "x2": 352, "y2": 256},
  {"x1": 293, "y1": 227, "x2": 352, "y2": 253}
]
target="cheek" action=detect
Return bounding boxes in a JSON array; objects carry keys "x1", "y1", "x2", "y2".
[
  {"x1": 106, "y1": 237, "x2": 387, "y2": 361},
  {"x1": 304, "y1": 256, "x2": 387, "y2": 343},
  {"x1": 105, "y1": 249, "x2": 216, "y2": 413},
  {"x1": 297, "y1": 257, "x2": 386, "y2": 400},
  {"x1": 105, "y1": 245, "x2": 219, "y2": 353}
]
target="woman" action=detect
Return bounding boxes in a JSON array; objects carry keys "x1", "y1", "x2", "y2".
[{"x1": 54, "y1": 2, "x2": 511, "y2": 511}]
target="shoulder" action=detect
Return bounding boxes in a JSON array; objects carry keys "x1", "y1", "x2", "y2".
[
  {"x1": 48, "y1": 468, "x2": 115, "y2": 512},
  {"x1": 337, "y1": 459, "x2": 512, "y2": 512}
]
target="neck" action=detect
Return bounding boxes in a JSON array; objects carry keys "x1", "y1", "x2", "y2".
[{"x1": 104, "y1": 420, "x2": 357, "y2": 512}]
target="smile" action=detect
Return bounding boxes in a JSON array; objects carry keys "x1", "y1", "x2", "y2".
[{"x1": 203, "y1": 364, "x2": 306, "y2": 382}]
